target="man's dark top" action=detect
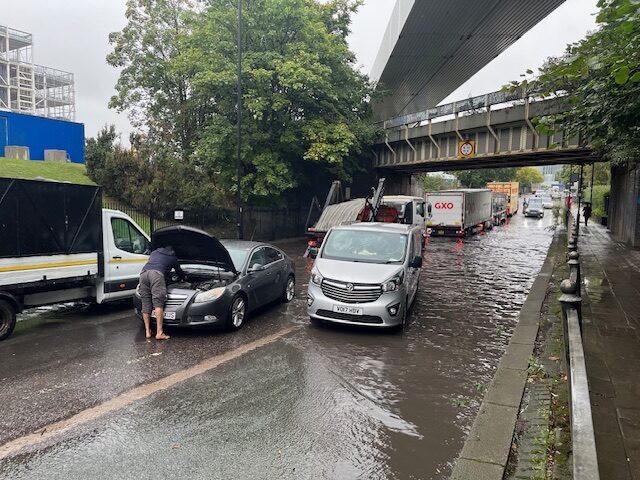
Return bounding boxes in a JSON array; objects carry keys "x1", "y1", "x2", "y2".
[{"x1": 141, "y1": 247, "x2": 184, "y2": 278}]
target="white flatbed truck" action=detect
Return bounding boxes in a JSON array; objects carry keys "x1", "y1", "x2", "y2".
[{"x1": 0, "y1": 178, "x2": 150, "y2": 340}]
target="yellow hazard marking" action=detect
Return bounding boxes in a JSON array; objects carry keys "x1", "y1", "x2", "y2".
[
  {"x1": 0, "y1": 260, "x2": 98, "y2": 273},
  {"x1": 109, "y1": 259, "x2": 147, "y2": 264}
]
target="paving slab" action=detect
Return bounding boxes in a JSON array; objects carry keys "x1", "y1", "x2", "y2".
[
  {"x1": 449, "y1": 458, "x2": 505, "y2": 480},
  {"x1": 483, "y1": 366, "x2": 528, "y2": 408},
  {"x1": 459, "y1": 402, "x2": 519, "y2": 467},
  {"x1": 498, "y1": 341, "x2": 534, "y2": 372}
]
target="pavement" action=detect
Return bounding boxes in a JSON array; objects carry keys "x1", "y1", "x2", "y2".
[{"x1": 578, "y1": 219, "x2": 640, "y2": 479}]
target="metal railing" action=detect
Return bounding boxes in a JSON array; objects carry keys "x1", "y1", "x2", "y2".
[
  {"x1": 559, "y1": 215, "x2": 599, "y2": 480},
  {"x1": 376, "y1": 86, "x2": 567, "y2": 130}
]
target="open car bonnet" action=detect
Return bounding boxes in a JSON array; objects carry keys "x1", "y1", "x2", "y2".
[{"x1": 151, "y1": 226, "x2": 236, "y2": 273}]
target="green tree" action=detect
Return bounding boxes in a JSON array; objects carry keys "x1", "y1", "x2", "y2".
[
  {"x1": 423, "y1": 174, "x2": 445, "y2": 192},
  {"x1": 181, "y1": 0, "x2": 376, "y2": 203},
  {"x1": 516, "y1": 167, "x2": 544, "y2": 189},
  {"x1": 108, "y1": 0, "x2": 376, "y2": 206},
  {"x1": 454, "y1": 168, "x2": 517, "y2": 188},
  {"x1": 510, "y1": 0, "x2": 640, "y2": 166}
]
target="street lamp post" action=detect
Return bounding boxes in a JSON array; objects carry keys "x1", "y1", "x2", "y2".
[{"x1": 236, "y1": 0, "x2": 244, "y2": 240}]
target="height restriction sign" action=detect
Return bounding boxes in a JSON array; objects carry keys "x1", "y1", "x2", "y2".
[{"x1": 458, "y1": 140, "x2": 476, "y2": 158}]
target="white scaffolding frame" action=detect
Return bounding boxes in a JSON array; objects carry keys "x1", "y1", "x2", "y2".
[{"x1": 0, "y1": 25, "x2": 75, "y2": 121}]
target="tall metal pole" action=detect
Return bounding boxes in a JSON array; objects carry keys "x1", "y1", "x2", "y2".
[
  {"x1": 236, "y1": 0, "x2": 244, "y2": 240},
  {"x1": 576, "y1": 164, "x2": 584, "y2": 236},
  {"x1": 589, "y1": 163, "x2": 595, "y2": 205}
]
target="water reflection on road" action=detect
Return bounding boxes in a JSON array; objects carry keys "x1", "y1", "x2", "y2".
[{"x1": 0, "y1": 212, "x2": 556, "y2": 480}]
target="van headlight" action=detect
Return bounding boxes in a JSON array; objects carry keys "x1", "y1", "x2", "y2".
[
  {"x1": 382, "y1": 272, "x2": 404, "y2": 292},
  {"x1": 311, "y1": 271, "x2": 323, "y2": 286},
  {"x1": 194, "y1": 287, "x2": 226, "y2": 303}
]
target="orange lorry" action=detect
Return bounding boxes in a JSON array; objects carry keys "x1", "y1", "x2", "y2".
[{"x1": 487, "y1": 182, "x2": 519, "y2": 216}]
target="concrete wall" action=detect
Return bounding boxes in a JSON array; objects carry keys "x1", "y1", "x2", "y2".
[{"x1": 609, "y1": 164, "x2": 640, "y2": 247}]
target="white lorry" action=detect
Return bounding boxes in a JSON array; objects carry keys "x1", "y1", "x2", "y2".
[
  {"x1": 0, "y1": 178, "x2": 150, "y2": 340},
  {"x1": 425, "y1": 189, "x2": 493, "y2": 237}
]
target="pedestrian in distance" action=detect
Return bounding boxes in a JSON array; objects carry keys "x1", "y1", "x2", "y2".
[
  {"x1": 583, "y1": 203, "x2": 592, "y2": 226},
  {"x1": 138, "y1": 245, "x2": 184, "y2": 340}
]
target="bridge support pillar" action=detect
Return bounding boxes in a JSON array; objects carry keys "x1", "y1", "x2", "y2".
[{"x1": 382, "y1": 171, "x2": 424, "y2": 197}]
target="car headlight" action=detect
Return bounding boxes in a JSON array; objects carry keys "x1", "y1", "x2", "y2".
[
  {"x1": 194, "y1": 287, "x2": 226, "y2": 303},
  {"x1": 311, "y1": 271, "x2": 323, "y2": 285},
  {"x1": 381, "y1": 272, "x2": 404, "y2": 292}
]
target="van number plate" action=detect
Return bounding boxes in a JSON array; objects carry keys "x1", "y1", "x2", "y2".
[
  {"x1": 152, "y1": 311, "x2": 176, "y2": 320},
  {"x1": 333, "y1": 305, "x2": 363, "y2": 316}
]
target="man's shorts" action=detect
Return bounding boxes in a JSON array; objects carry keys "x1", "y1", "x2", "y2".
[{"x1": 138, "y1": 270, "x2": 167, "y2": 314}]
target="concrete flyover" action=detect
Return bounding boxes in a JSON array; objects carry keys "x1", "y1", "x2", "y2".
[
  {"x1": 372, "y1": 89, "x2": 599, "y2": 173},
  {"x1": 371, "y1": 0, "x2": 567, "y2": 121}
]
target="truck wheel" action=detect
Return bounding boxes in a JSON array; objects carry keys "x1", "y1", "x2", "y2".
[{"x1": 0, "y1": 300, "x2": 17, "y2": 341}]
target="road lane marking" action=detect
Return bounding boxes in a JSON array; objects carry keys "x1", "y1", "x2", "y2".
[{"x1": 0, "y1": 325, "x2": 296, "y2": 460}]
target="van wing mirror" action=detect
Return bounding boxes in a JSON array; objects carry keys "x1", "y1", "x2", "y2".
[{"x1": 410, "y1": 256, "x2": 423, "y2": 269}]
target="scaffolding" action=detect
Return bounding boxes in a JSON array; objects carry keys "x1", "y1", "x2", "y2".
[{"x1": 0, "y1": 25, "x2": 75, "y2": 121}]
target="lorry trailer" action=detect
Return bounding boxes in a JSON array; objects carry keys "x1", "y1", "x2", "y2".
[
  {"x1": 487, "y1": 182, "x2": 519, "y2": 216},
  {"x1": 425, "y1": 189, "x2": 493, "y2": 237},
  {"x1": 304, "y1": 179, "x2": 426, "y2": 257},
  {"x1": 0, "y1": 178, "x2": 150, "y2": 340}
]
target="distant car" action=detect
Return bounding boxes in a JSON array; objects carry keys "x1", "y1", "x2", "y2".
[
  {"x1": 525, "y1": 198, "x2": 545, "y2": 218},
  {"x1": 133, "y1": 226, "x2": 296, "y2": 331},
  {"x1": 541, "y1": 196, "x2": 554, "y2": 209},
  {"x1": 307, "y1": 223, "x2": 423, "y2": 329}
]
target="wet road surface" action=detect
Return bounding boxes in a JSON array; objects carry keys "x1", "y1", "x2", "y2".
[{"x1": 0, "y1": 210, "x2": 556, "y2": 479}]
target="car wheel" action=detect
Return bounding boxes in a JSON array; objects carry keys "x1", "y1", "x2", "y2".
[
  {"x1": 228, "y1": 294, "x2": 247, "y2": 331},
  {"x1": 0, "y1": 300, "x2": 17, "y2": 341},
  {"x1": 282, "y1": 275, "x2": 295, "y2": 303}
]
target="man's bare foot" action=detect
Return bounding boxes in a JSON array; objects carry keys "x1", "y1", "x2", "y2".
[
  {"x1": 145, "y1": 331, "x2": 152, "y2": 339},
  {"x1": 156, "y1": 332, "x2": 170, "y2": 340}
]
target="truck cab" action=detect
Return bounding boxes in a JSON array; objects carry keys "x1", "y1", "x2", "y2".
[
  {"x1": 98, "y1": 209, "x2": 151, "y2": 302},
  {"x1": 381, "y1": 196, "x2": 427, "y2": 230}
]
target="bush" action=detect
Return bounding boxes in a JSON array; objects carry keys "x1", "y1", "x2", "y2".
[{"x1": 586, "y1": 185, "x2": 610, "y2": 218}]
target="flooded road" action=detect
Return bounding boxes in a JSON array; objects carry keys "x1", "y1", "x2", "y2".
[{"x1": 0, "y1": 210, "x2": 556, "y2": 479}]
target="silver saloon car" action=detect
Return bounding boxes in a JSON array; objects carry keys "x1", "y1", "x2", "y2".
[
  {"x1": 307, "y1": 223, "x2": 423, "y2": 329},
  {"x1": 134, "y1": 226, "x2": 296, "y2": 331}
]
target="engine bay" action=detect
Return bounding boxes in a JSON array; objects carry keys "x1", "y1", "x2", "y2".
[{"x1": 168, "y1": 267, "x2": 235, "y2": 291}]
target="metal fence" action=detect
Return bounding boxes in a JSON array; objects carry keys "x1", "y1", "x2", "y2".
[
  {"x1": 103, "y1": 199, "x2": 308, "y2": 241},
  {"x1": 559, "y1": 214, "x2": 600, "y2": 480}
]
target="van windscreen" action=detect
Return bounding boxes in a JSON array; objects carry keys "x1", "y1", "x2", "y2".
[{"x1": 321, "y1": 230, "x2": 407, "y2": 264}]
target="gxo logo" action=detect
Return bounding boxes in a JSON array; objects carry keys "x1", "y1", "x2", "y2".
[{"x1": 434, "y1": 202, "x2": 454, "y2": 209}]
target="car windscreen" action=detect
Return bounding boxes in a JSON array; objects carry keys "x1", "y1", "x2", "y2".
[
  {"x1": 224, "y1": 248, "x2": 249, "y2": 271},
  {"x1": 528, "y1": 199, "x2": 543, "y2": 208},
  {"x1": 321, "y1": 229, "x2": 407, "y2": 264}
]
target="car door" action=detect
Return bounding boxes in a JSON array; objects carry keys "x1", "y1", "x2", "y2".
[
  {"x1": 245, "y1": 247, "x2": 271, "y2": 307},
  {"x1": 263, "y1": 247, "x2": 286, "y2": 302},
  {"x1": 103, "y1": 214, "x2": 150, "y2": 300},
  {"x1": 407, "y1": 231, "x2": 422, "y2": 305}
]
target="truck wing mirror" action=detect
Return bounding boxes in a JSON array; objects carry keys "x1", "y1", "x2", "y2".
[
  {"x1": 410, "y1": 256, "x2": 423, "y2": 269},
  {"x1": 427, "y1": 203, "x2": 433, "y2": 218}
]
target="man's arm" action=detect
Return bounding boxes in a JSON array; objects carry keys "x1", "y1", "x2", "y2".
[{"x1": 173, "y1": 258, "x2": 184, "y2": 280}]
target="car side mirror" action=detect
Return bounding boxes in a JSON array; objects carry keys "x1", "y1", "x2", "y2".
[
  {"x1": 410, "y1": 256, "x2": 423, "y2": 269},
  {"x1": 248, "y1": 263, "x2": 265, "y2": 273}
]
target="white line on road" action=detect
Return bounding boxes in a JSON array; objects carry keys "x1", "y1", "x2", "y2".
[{"x1": 0, "y1": 326, "x2": 296, "y2": 461}]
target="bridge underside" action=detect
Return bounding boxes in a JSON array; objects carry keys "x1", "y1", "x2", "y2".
[
  {"x1": 375, "y1": 148, "x2": 597, "y2": 174},
  {"x1": 373, "y1": 98, "x2": 600, "y2": 174},
  {"x1": 371, "y1": 0, "x2": 566, "y2": 120}
]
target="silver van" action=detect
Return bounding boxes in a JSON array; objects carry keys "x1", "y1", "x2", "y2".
[{"x1": 307, "y1": 223, "x2": 423, "y2": 328}]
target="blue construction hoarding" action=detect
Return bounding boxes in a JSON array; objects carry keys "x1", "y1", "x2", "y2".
[{"x1": 0, "y1": 110, "x2": 85, "y2": 164}]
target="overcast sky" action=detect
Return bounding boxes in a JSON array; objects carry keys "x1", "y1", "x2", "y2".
[{"x1": 3, "y1": 0, "x2": 599, "y2": 140}]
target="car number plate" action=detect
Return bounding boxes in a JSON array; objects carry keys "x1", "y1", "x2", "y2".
[
  {"x1": 152, "y1": 311, "x2": 176, "y2": 320},
  {"x1": 333, "y1": 305, "x2": 363, "y2": 316}
]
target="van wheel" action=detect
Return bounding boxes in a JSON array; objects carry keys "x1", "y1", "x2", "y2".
[{"x1": 0, "y1": 300, "x2": 17, "y2": 341}]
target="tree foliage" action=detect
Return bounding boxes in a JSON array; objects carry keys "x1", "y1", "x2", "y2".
[
  {"x1": 454, "y1": 168, "x2": 517, "y2": 188},
  {"x1": 515, "y1": 167, "x2": 544, "y2": 189},
  {"x1": 107, "y1": 0, "x2": 376, "y2": 206},
  {"x1": 513, "y1": 0, "x2": 640, "y2": 166}
]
